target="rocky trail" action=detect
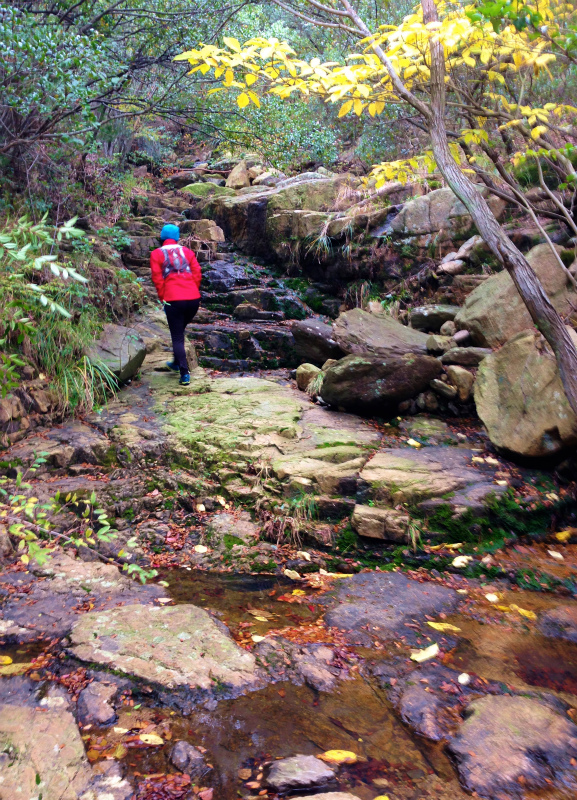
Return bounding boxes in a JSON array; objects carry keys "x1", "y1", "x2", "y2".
[{"x1": 2, "y1": 173, "x2": 577, "y2": 800}]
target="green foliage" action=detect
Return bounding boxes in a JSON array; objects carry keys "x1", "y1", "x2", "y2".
[
  {"x1": 0, "y1": 455, "x2": 156, "y2": 583},
  {"x1": 0, "y1": 214, "x2": 124, "y2": 412}
]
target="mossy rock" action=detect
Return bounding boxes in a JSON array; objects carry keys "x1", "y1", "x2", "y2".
[{"x1": 182, "y1": 183, "x2": 236, "y2": 199}]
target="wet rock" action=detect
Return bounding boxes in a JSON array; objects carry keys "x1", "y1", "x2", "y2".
[
  {"x1": 292, "y1": 318, "x2": 345, "y2": 365},
  {"x1": 455, "y1": 243, "x2": 577, "y2": 348},
  {"x1": 0, "y1": 704, "x2": 95, "y2": 799},
  {"x1": 0, "y1": 552, "x2": 163, "y2": 639},
  {"x1": 351, "y1": 505, "x2": 410, "y2": 542},
  {"x1": 324, "y1": 572, "x2": 458, "y2": 645},
  {"x1": 170, "y1": 741, "x2": 210, "y2": 777},
  {"x1": 296, "y1": 363, "x2": 321, "y2": 391},
  {"x1": 449, "y1": 695, "x2": 577, "y2": 799},
  {"x1": 233, "y1": 303, "x2": 284, "y2": 321},
  {"x1": 77, "y1": 680, "x2": 118, "y2": 726},
  {"x1": 206, "y1": 511, "x2": 260, "y2": 547},
  {"x1": 202, "y1": 262, "x2": 250, "y2": 292},
  {"x1": 320, "y1": 353, "x2": 442, "y2": 413},
  {"x1": 87, "y1": 323, "x2": 146, "y2": 383},
  {"x1": 69, "y1": 604, "x2": 259, "y2": 697},
  {"x1": 538, "y1": 605, "x2": 577, "y2": 643},
  {"x1": 398, "y1": 684, "x2": 447, "y2": 741},
  {"x1": 358, "y1": 446, "x2": 503, "y2": 512},
  {"x1": 334, "y1": 308, "x2": 430, "y2": 358},
  {"x1": 266, "y1": 754, "x2": 335, "y2": 791},
  {"x1": 440, "y1": 346, "x2": 491, "y2": 366},
  {"x1": 475, "y1": 329, "x2": 577, "y2": 457},
  {"x1": 446, "y1": 365, "x2": 475, "y2": 402},
  {"x1": 410, "y1": 304, "x2": 460, "y2": 332}
]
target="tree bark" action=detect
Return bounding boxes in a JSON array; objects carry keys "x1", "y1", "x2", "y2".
[{"x1": 420, "y1": 0, "x2": 577, "y2": 414}]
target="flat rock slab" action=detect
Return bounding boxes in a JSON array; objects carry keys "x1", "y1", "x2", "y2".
[
  {"x1": 0, "y1": 703, "x2": 132, "y2": 800},
  {"x1": 266, "y1": 754, "x2": 335, "y2": 791},
  {"x1": 449, "y1": 695, "x2": 577, "y2": 798},
  {"x1": 69, "y1": 603, "x2": 259, "y2": 698},
  {"x1": 357, "y1": 445, "x2": 506, "y2": 513},
  {"x1": 4, "y1": 421, "x2": 113, "y2": 468},
  {"x1": 538, "y1": 605, "x2": 577, "y2": 643},
  {"x1": 0, "y1": 554, "x2": 163, "y2": 640},
  {"x1": 324, "y1": 572, "x2": 459, "y2": 645}
]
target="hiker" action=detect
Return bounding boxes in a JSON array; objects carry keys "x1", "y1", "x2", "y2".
[{"x1": 150, "y1": 224, "x2": 201, "y2": 386}]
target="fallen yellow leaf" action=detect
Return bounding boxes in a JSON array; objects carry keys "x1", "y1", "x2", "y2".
[
  {"x1": 284, "y1": 569, "x2": 301, "y2": 580},
  {"x1": 406, "y1": 438, "x2": 422, "y2": 448},
  {"x1": 0, "y1": 662, "x2": 31, "y2": 676},
  {"x1": 292, "y1": 589, "x2": 306, "y2": 596},
  {"x1": 509, "y1": 603, "x2": 537, "y2": 620},
  {"x1": 254, "y1": 616, "x2": 268, "y2": 622},
  {"x1": 373, "y1": 796, "x2": 390, "y2": 800},
  {"x1": 555, "y1": 529, "x2": 575, "y2": 543},
  {"x1": 0, "y1": 656, "x2": 13, "y2": 665},
  {"x1": 410, "y1": 642, "x2": 439, "y2": 663},
  {"x1": 139, "y1": 733, "x2": 164, "y2": 746},
  {"x1": 427, "y1": 622, "x2": 461, "y2": 633},
  {"x1": 496, "y1": 605, "x2": 511, "y2": 612},
  {"x1": 317, "y1": 750, "x2": 358, "y2": 764},
  {"x1": 251, "y1": 635, "x2": 265, "y2": 643}
]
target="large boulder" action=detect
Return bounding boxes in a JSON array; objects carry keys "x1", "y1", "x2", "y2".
[
  {"x1": 87, "y1": 323, "x2": 146, "y2": 383},
  {"x1": 292, "y1": 318, "x2": 345, "y2": 365},
  {"x1": 333, "y1": 308, "x2": 430, "y2": 358},
  {"x1": 389, "y1": 186, "x2": 505, "y2": 250},
  {"x1": 208, "y1": 174, "x2": 362, "y2": 259},
  {"x1": 320, "y1": 353, "x2": 442, "y2": 413},
  {"x1": 226, "y1": 160, "x2": 251, "y2": 189},
  {"x1": 455, "y1": 244, "x2": 577, "y2": 347},
  {"x1": 448, "y1": 696, "x2": 577, "y2": 799},
  {"x1": 69, "y1": 604, "x2": 259, "y2": 697},
  {"x1": 410, "y1": 304, "x2": 460, "y2": 332},
  {"x1": 474, "y1": 329, "x2": 577, "y2": 458}
]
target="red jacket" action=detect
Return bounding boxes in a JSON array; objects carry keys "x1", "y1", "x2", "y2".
[{"x1": 150, "y1": 239, "x2": 201, "y2": 302}]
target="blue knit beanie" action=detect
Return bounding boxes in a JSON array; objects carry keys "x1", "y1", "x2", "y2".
[{"x1": 160, "y1": 223, "x2": 180, "y2": 242}]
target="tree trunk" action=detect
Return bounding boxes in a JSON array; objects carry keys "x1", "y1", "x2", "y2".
[{"x1": 421, "y1": 0, "x2": 577, "y2": 415}]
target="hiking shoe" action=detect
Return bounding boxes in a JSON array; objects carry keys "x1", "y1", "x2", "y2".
[
  {"x1": 166, "y1": 360, "x2": 180, "y2": 373},
  {"x1": 179, "y1": 373, "x2": 191, "y2": 386}
]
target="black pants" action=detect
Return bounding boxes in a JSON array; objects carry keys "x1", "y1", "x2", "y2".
[{"x1": 164, "y1": 298, "x2": 200, "y2": 375}]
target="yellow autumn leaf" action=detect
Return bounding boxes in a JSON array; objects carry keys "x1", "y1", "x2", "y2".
[
  {"x1": 0, "y1": 656, "x2": 13, "y2": 665},
  {"x1": 292, "y1": 589, "x2": 306, "y2": 596},
  {"x1": 139, "y1": 733, "x2": 164, "y2": 746},
  {"x1": 317, "y1": 750, "x2": 358, "y2": 764},
  {"x1": 555, "y1": 529, "x2": 574, "y2": 542},
  {"x1": 338, "y1": 100, "x2": 353, "y2": 117},
  {"x1": 0, "y1": 662, "x2": 31, "y2": 676},
  {"x1": 353, "y1": 98, "x2": 364, "y2": 116},
  {"x1": 406, "y1": 438, "x2": 422, "y2": 448},
  {"x1": 510, "y1": 603, "x2": 537, "y2": 620},
  {"x1": 223, "y1": 36, "x2": 241, "y2": 52},
  {"x1": 245, "y1": 73, "x2": 258, "y2": 86},
  {"x1": 410, "y1": 642, "x2": 439, "y2": 663},
  {"x1": 237, "y1": 91, "x2": 250, "y2": 108},
  {"x1": 427, "y1": 622, "x2": 461, "y2": 633},
  {"x1": 531, "y1": 125, "x2": 548, "y2": 139}
]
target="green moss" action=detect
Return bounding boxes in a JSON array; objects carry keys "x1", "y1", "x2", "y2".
[
  {"x1": 335, "y1": 525, "x2": 358, "y2": 554},
  {"x1": 223, "y1": 533, "x2": 244, "y2": 550}
]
